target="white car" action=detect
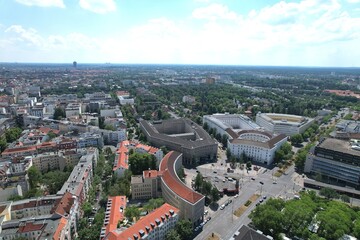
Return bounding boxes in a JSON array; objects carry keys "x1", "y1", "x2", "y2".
[
  {"x1": 220, "y1": 204, "x2": 225, "y2": 210},
  {"x1": 234, "y1": 194, "x2": 239, "y2": 198}
]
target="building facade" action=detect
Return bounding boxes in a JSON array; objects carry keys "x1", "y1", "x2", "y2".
[
  {"x1": 140, "y1": 119, "x2": 217, "y2": 166},
  {"x1": 304, "y1": 138, "x2": 360, "y2": 189},
  {"x1": 256, "y1": 112, "x2": 314, "y2": 136}
]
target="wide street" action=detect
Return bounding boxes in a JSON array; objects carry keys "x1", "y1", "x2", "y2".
[{"x1": 191, "y1": 164, "x2": 303, "y2": 240}]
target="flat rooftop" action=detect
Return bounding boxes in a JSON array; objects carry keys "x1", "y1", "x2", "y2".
[{"x1": 318, "y1": 138, "x2": 360, "y2": 157}]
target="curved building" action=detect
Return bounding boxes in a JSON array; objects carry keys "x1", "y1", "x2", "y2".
[
  {"x1": 228, "y1": 130, "x2": 287, "y2": 165},
  {"x1": 140, "y1": 118, "x2": 217, "y2": 166},
  {"x1": 159, "y1": 151, "x2": 205, "y2": 227},
  {"x1": 256, "y1": 112, "x2": 314, "y2": 136}
]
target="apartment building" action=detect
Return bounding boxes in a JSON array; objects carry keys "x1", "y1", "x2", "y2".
[
  {"x1": 100, "y1": 196, "x2": 127, "y2": 240},
  {"x1": 104, "y1": 203, "x2": 179, "y2": 240},
  {"x1": 113, "y1": 141, "x2": 163, "y2": 177}
]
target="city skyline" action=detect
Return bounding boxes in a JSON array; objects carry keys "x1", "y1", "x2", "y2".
[{"x1": 1, "y1": 0, "x2": 360, "y2": 67}]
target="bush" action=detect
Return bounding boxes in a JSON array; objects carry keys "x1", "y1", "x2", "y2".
[{"x1": 245, "y1": 200, "x2": 252, "y2": 207}]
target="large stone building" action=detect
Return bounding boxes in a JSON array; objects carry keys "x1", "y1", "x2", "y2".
[
  {"x1": 304, "y1": 138, "x2": 360, "y2": 189},
  {"x1": 227, "y1": 130, "x2": 287, "y2": 166},
  {"x1": 203, "y1": 113, "x2": 287, "y2": 165},
  {"x1": 140, "y1": 118, "x2": 217, "y2": 166},
  {"x1": 203, "y1": 113, "x2": 260, "y2": 136},
  {"x1": 131, "y1": 151, "x2": 205, "y2": 227},
  {"x1": 256, "y1": 112, "x2": 314, "y2": 136}
]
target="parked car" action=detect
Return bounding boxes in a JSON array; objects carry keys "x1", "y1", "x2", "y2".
[{"x1": 220, "y1": 204, "x2": 225, "y2": 210}]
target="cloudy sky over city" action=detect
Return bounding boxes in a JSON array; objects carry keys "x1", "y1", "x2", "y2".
[{"x1": 1, "y1": 0, "x2": 360, "y2": 66}]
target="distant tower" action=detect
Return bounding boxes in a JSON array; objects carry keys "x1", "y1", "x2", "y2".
[{"x1": 73, "y1": 61, "x2": 77, "y2": 68}]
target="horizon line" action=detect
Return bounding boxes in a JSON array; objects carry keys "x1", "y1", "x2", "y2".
[{"x1": 0, "y1": 62, "x2": 359, "y2": 69}]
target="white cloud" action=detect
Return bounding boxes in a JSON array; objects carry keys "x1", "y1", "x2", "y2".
[
  {"x1": 192, "y1": 3, "x2": 239, "y2": 20},
  {"x1": 2, "y1": 0, "x2": 360, "y2": 66},
  {"x1": 15, "y1": 0, "x2": 65, "y2": 8},
  {"x1": 346, "y1": 0, "x2": 360, "y2": 3},
  {"x1": 79, "y1": 0, "x2": 116, "y2": 14}
]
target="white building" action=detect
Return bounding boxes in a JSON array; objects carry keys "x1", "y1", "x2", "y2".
[
  {"x1": 256, "y1": 112, "x2": 314, "y2": 136},
  {"x1": 65, "y1": 103, "x2": 81, "y2": 117},
  {"x1": 116, "y1": 91, "x2": 134, "y2": 105},
  {"x1": 203, "y1": 113, "x2": 260, "y2": 137},
  {"x1": 227, "y1": 130, "x2": 287, "y2": 165}
]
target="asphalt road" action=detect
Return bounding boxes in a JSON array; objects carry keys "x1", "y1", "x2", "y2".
[{"x1": 194, "y1": 165, "x2": 302, "y2": 240}]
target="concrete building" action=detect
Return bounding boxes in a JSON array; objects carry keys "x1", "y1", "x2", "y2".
[
  {"x1": 256, "y1": 112, "x2": 315, "y2": 136},
  {"x1": 100, "y1": 196, "x2": 127, "y2": 240},
  {"x1": 57, "y1": 150, "x2": 97, "y2": 204},
  {"x1": 32, "y1": 152, "x2": 66, "y2": 172},
  {"x1": 203, "y1": 113, "x2": 260, "y2": 137},
  {"x1": 304, "y1": 138, "x2": 360, "y2": 189},
  {"x1": 116, "y1": 91, "x2": 134, "y2": 105},
  {"x1": 104, "y1": 203, "x2": 179, "y2": 240},
  {"x1": 0, "y1": 214, "x2": 68, "y2": 240},
  {"x1": 227, "y1": 130, "x2": 287, "y2": 166},
  {"x1": 77, "y1": 132, "x2": 104, "y2": 149},
  {"x1": 140, "y1": 118, "x2": 217, "y2": 166},
  {"x1": 131, "y1": 170, "x2": 162, "y2": 200},
  {"x1": 182, "y1": 95, "x2": 196, "y2": 104},
  {"x1": 65, "y1": 103, "x2": 81, "y2": 118},
  {"x1": 0, "y1": 192, "x2": 79, "y2": 239},
  {"x1": 113, "y1": 140, "x2": 163, "y2": 177},
  {"x1": 97, "y1": 128, "x2": 127, "y2": 146}
]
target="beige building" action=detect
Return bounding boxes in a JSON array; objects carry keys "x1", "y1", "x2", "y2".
[
  {"x1": 131, "y1": 170, "x2": 161, "y2": 200},
  {"x1": 32, "y1": 152, "x2": 66, "y2": 172}
]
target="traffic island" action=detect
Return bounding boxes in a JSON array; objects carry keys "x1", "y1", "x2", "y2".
[
  {"x1": 234, "y1": 194, "x2": 259, "y2": 217},
  {"x1": 207, "y1": 232, "x2": 220, "y2": 240}
]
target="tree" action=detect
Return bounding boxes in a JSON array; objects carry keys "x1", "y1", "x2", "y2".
[
  {"x1": 53, "y1": 107, "x2": 65, "y2": 120},
  {"x1": 5, "y1": 127, "x2": 22, "y2": 143},
  {"x1": 128, "y1": 153, "x2": 157, "y2": 175},
  {"x1": 105, "y1": 124, "x2": 116, "y2": 131},
  {"x1": 28, "y1": 166, "x2": 41, "y2": 189},
  {"x1": 226, "y1": 148, "x2": 231, "y2": 159},
  {"x1": 165, "y1": 229, "x2": 181, "y2": 240},
  {"x1": 221, "y1": 134, "x2": 228, "y2": 147},
  {"x1": 176, "y1": 219, "x2": 193, "y2": 240},
  {"x1": 340, "y1": 194, "x2": 350, "y2": 203},
  {"x1": 125, "y1": 206, "x2": 140, "y2": 221},
  {"x1": 47, "y1": 131, "x2": 57, "y2": 141},
  {"x1": 291, "y1": 134, "x2": 304, "y2": 146},
  {"x1": 319, "y1": 187, "x2": 339, "y2": 199},
  {"x1": 246, "y1": 161, "x2": 252, "y2": 170},
  {"x1": 210, "y1": 187, "x2": 220, "y2": 204},
  {"x1": 202, "y1": 181, "x2": 212, "y2": 197},
  {"x1": 194, "y1": 172, "x2": 203, "y2": 191},
  {"x1": 0, "y1": 136, "x2": 7, "y2": 153},
  {"x1": 82, "y1": 201, "x2": 93, "y2": 217}
]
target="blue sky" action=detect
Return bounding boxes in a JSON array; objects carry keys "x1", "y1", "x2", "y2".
[{"x1": 0, "y1": 0, "x2": 360, "y2": 66}]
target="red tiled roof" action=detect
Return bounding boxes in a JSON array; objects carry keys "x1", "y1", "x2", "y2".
[
  {"x1": 39, "y1": 127, "x2": 60, "y2": 135},
  {"x1": 1, "y1": 146, "x2": 37, "y2": 155},
  {"x1": 104, "y1": 196, "x2": 127, "y2": 238},
  {"x1": 53, "y1": 217, "x2": 67, "y2": 239},
  {"x1": 18, "y1": 222, "x2": 46, "y2": 233},
  {"x1": 105, "y1": 203, "x2": 179, "y2": 240},
  {"x1": 116, "y1": 91, "x2": 130, "y2": 96},
  {"x1": 51, "y1": 192, "x2": 75, "y2": 216},
  {"x1": 114, "y1": 141, "x2": 160, "y2": 171},
  {"x1": 159, "y1": 151, "x2": 204, "y2": 204},
  {"x1": 143, "y1": 170, "x2": 161, "y2": 179}
]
